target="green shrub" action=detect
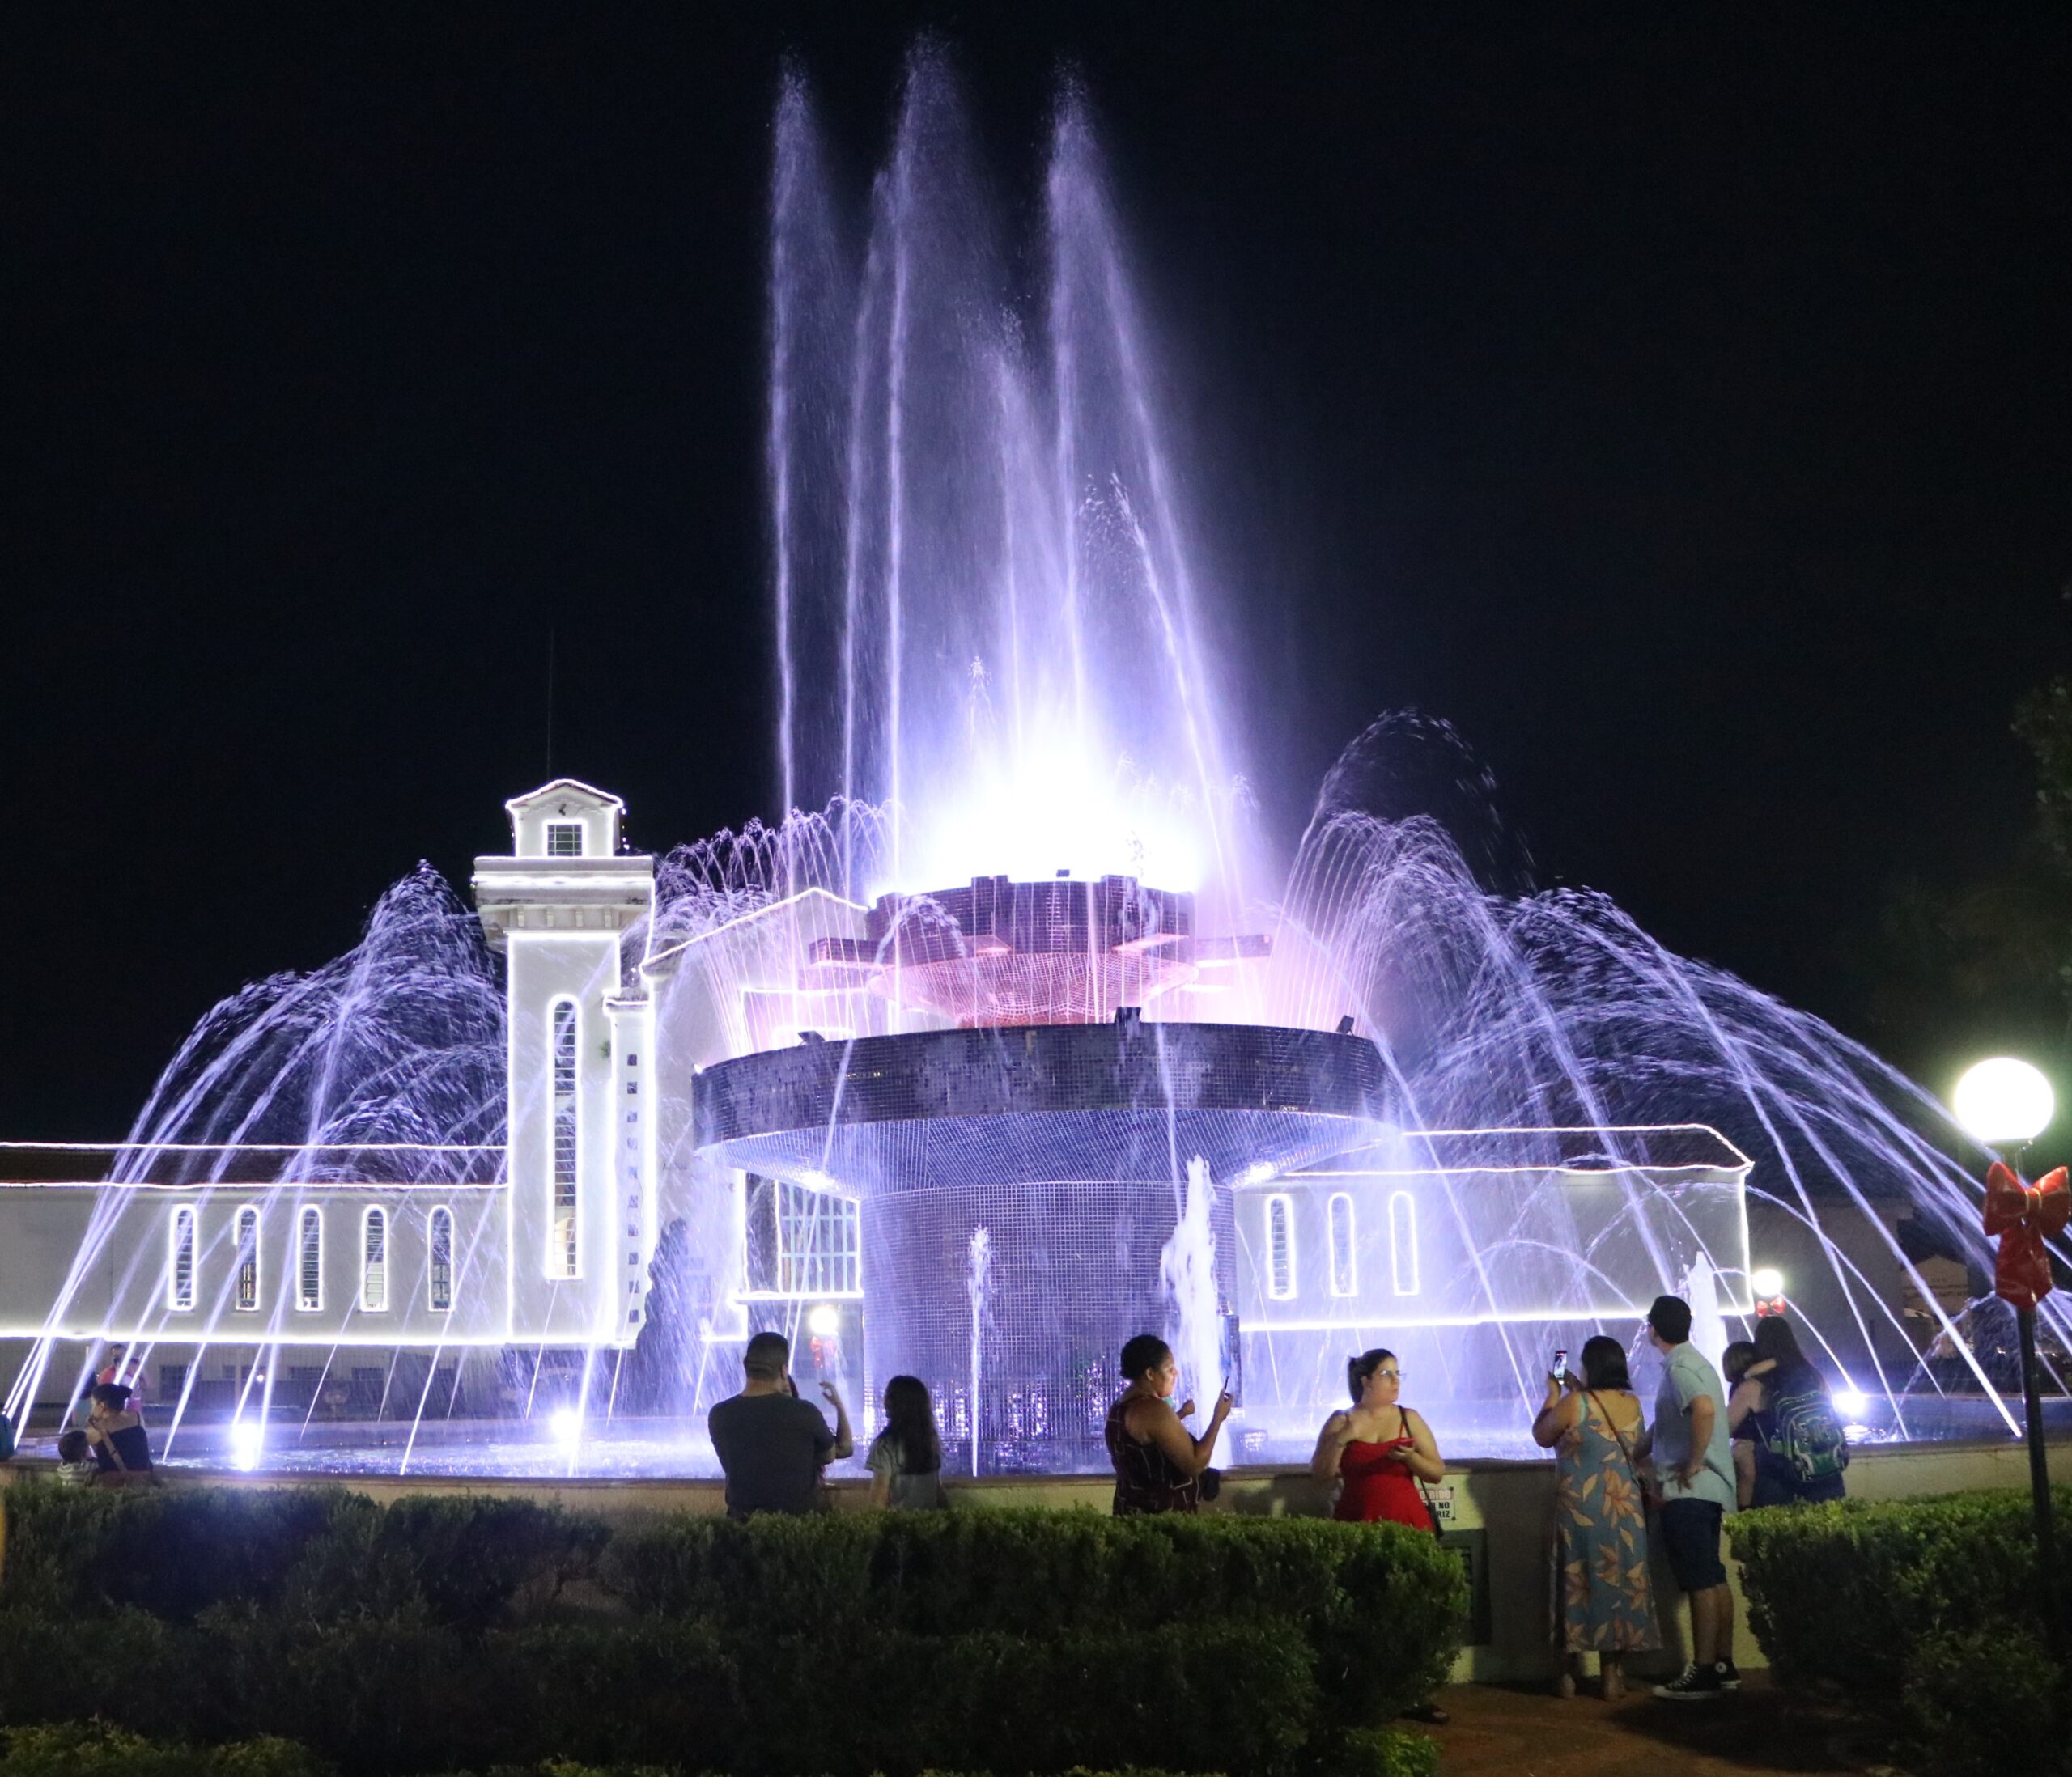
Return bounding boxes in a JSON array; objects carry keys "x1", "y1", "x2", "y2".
[
  {"x1": 1728, "y1": 1486, "x2": 2071, "y2": 1691},
  {"x1": 0, "y1": 1725, "x2": 328, "y2": 1777},
  {"x1": 1729, "y1": 1486, "x2": 2072, "y2": 1777},
  {"x1": 0, "y1": 1486, "x2": 605, "y2": 1632},
  {"x1": 604, "y1": 1508, "x2": 1466, "y2": 1729},
  {"x1": 0, "y1": 1486, "x2": 371, "y2": 1622},
  {"x1": 1899, "y1": 1627, "x2": 2072, "y2": 1777}
]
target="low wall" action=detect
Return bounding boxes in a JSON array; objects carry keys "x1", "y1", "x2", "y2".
[{"x1": 5, "y1": 1434, "x2": 2066, "y2": 1684}]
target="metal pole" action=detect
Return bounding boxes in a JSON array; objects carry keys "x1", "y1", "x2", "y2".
[{"x1": 2016, "y1": 1304, "x2": 2062, "y2": 1656}]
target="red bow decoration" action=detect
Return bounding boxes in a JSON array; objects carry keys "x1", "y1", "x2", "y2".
[{"x1": 1983, "y1": 1162, "x2": 2070, "y2": 1312}]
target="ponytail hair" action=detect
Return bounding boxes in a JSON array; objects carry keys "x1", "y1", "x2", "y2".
[{"x1": 1347, "y1": 1348, "x2": 1397, "y2": 1402}]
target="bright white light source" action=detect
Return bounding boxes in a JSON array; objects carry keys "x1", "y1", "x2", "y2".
[
  {"x1": 1832, "y1": 1386, "x2": 1869, "y2": 1420},
  {"x1": 807, "y1": 1303, "x2": 841, "y2": 1339},
  {"x1": 229, "y1": 1420, "x2": 265, "y2": 1472},
  {"x1": 549, "y1": 1406, "x2": 581, "y2": 1444},
  {"x1": 1953, "y1": 1057, "x2": 2054, "y2": 1144},
  {"x1": 1750, "y1": 1266, "x2": 1785, "y2": 1300}
]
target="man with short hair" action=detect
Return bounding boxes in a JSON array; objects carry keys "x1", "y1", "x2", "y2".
[
  {"x1": 1634, "y1": 1294, "x2": 1740, "y2": 1699},
  {"x1": 707, "y1": 1330, "x2": 853, "y2": 1518}
]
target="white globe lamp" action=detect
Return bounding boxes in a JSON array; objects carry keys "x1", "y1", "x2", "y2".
[
  {"x1": 1750, "y1": 1266, "x2": 1785, "y2": 1300},
  {"x1": 1952, "y1": 1057, "x2": 2054, "y2": 1145}
]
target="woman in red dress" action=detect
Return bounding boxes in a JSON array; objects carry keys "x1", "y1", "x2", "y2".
[
  {"x1": 1311, "y1": 1348, "x2": 1445, "y2": 1530},
  {"x1": 1313, "y1": 1347, "x2": 1450, "y2": 1724}
]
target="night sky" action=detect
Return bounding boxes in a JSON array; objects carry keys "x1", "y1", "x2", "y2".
[{"x1": 6, "y1": 7, "x2": 2069, "y2": 1139}]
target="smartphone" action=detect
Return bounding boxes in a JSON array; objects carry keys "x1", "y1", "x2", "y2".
[{"x1": 1552, "y1": 1348, "x2": 1569, "y2": 1380}]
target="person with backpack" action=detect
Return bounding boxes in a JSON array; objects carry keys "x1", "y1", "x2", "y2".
[{"x1": 1739, "y1": 1317, "x2": 1849, "y2": 1506}]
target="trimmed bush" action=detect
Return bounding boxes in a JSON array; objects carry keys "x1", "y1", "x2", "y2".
[
  {"x1": 603, "y1": 1508, "x2": 1467, "y2": 1730},
  {"x1": 1729, "y1": 1486, "x2": 2072, "y2": 1777},
  {"x1": 0, "y1": 1486, "x2": 604, "y2": 1631},
  {"x1": 0, "y1": 1725, "x2": 328, "y2": 1777},
  {"x1": 0, "y1": 1487, "x2": 1465, "y2": 1777},
  {"x1": 0, "y1": 1486, "x2": 368, "y2": 1622},
  {"x1": 1728, "y1": 1486, "x2": 2071, "y2": 1690}
]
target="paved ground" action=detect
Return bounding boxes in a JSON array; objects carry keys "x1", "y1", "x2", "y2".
[{"x1": 1410, "y1": 1675, "x2": 1873, "y2": 1776}]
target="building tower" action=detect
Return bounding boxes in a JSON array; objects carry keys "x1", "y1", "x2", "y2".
[{"x1": 473, "y1": 780, "x2": 656, "y2": 1348}]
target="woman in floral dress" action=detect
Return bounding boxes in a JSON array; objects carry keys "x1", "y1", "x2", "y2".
[{"x1": 1531, "y1": 1334, "x2": 1658, "y2": 1698}]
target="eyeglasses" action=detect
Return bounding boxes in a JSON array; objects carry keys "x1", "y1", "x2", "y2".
[{"x1": 1374, "y1": 1368, "x2": 1403, "y2": 1381}]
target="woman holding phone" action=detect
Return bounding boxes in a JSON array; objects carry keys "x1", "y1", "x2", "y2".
[
  {"x1": 1531, "y1": 1334, "x2": 1658, "y2": 1698},
  {"x1": 1106, "y1": 1334, "x2": 1232, "y2": 1515}
]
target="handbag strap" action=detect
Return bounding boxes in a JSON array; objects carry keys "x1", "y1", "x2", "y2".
[{"x1": 1585, "y1": 1389, "x2": 1641, "y2": 1482}]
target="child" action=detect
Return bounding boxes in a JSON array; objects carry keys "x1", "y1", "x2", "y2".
[
  {"x1": 55, "y1": 1429, "x2": 99, "y2": 1486},
  {"x1": 866, "y1": 1375, "x2": 947, "y2": 1509}
]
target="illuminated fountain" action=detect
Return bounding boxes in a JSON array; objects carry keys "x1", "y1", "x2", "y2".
[{"x1": 2, "y1": 47, "x2": 2066, "y2": 1476}]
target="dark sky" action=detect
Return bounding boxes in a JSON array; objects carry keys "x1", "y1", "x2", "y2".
[{"x1": 6, "y1": 6, "x2": 2069, "y2": 1138}]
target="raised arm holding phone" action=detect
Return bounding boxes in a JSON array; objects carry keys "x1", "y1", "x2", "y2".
[{"x1": 1106, "y1": 1334, "x2": 1230, "y2": 1515}]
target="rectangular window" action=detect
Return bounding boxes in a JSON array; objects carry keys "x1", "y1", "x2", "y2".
[
  {"x1": 1328, "y1": 1193, "x2": 1357, "y2": 1298},
  {"x1": 297, "y1": 1207, "x2": 323, "y2": 1311},
  {"x1": 1389, "y1": 1191, "x2": 1420, "y2": 1297},
  {"x1": 361, "y1": 1207, "x2": 388, "y2": 1312},
  {"x1": 159, "y1": 1363, "x2": 189, "y2": 1397},
  {"x1": 550, "y1": 1001, "x2": 580, "y2": 1277},
  {"x1": 1266, "y1": 1194, "x2": 1296, "y2": 1300},
  {"x1": 235, "y1": 1206, "x2": 261, "y2": 1312},
  {"x1": 546, "y1": 821, "x2": 584, "y2": 857},
  {"x1": 776, "y1": 1181, "x2": 860, "y2": 1295},
  {"x1": 168, "y1": 1207, "x2": 197, "y2": 1312},
  {"x1": 428, "y1": 1207, "x2": 454, "y2": 1312}
]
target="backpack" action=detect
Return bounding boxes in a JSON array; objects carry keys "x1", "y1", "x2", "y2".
[{"x1": 1769, "y1": 1379, "x2": 1849, "y2": 1484}]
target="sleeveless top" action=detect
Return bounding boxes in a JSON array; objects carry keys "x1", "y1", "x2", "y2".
[
  {"x1": 1333, "y1": 1412, "x2": 1434, "y2": 1530},
  {"x1": 1105, "y1": 1396, "x2": 1199, "y2": 1515}
]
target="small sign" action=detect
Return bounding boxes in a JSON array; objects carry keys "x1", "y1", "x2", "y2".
[{"x1": 1425, "y1": 1484, "x2": 1457, "y2": 1525}]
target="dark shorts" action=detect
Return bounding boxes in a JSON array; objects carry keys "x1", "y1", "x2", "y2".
[{"x1": 1659, "y1": 1498, "x2": 1726, "y2": 1593}]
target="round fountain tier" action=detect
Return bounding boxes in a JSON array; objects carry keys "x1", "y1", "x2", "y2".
[
  {"x1": 697, "y1": 1019, "x2": 1383, "y2": 1472},
  {"x1": 800, "y1": 875, "x2": 1268, "y2": 1028},
  {"x1": 692, "y1": 1020, "x2": 1390, "y2": 1191}
]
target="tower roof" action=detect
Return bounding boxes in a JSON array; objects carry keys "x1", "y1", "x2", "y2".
[{"x1": 503, "y1": 778, "x2": 625, "y2": 816}]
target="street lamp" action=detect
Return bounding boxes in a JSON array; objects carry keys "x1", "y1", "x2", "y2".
[
  {"x1": 1750, "y1": 1266, "x2": 1787, "y2": 1317},
  {"x1": 1952, "y1": 1056, "x2": 2064, "y2": 1653}
]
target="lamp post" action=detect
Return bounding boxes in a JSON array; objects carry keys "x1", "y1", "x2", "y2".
[
  {"x1": 1750, "y1": 1266, "x2": 1787, "y2": 1317},
  {"x1": 1952, "y1": 1057, "x2": 2066, "y2": 1653}
]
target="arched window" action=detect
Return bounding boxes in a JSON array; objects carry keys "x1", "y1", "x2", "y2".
[
  {"x1": 296, "y1": 1207, "x2": 323, "y2": 1312},
  {"x1": 1389, "y1": 1191, "x2": 1420, "y2": 1297},
  {"x1": 360, "y1": 1207, "x2": 388, "y2": 1312},
  {"x1": 1328, "y1": 1193, "x2": 1357, "y2": 1297},
  {"x1": 168, "y1": 1207, "x2": 197, "y2": 1313},
  {"x1": 550, "y1": 1000, "x2": 580, "y2": 1278},
  {"x1": 427, "y1": 1207, "x2": 454, "y2": 1313},
  {"x1": 1266, "y1": 1194, "x2": 1296, "y2": 1300},
  {"x1": 235, "y1": 1206, "x2": 261, "y2": 1312}
]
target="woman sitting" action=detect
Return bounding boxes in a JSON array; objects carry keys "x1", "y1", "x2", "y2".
[
  {"x1": 1105, "y1": 1334, "x2": 1231, "y2": 1515},
  {"x1": 866, "y1": 1374, "x2": 948, "y2": 1509},
  {"x1": 1312, "y1": 1348, "x2": 1444, "y2": 1532},
  {"x1": 1531, "y1": 1334, "x2": 1658, "y2": 1699},
  {"x1": 83, "y1": 1382, "x2": 156, "y2": 1486}
]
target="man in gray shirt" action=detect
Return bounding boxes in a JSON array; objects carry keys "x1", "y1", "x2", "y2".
[
  {"x1": 1633, "y1": 1294, "x2": 1740, "y2": 1700},
  {"x1": 707, "y1": 1330, "x2": 853, "y2": 1517}
]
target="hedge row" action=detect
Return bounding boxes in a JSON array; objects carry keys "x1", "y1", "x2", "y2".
[
  {"x1": 0, "y1": 1725, "x2": 1314, "y2": 1777},
  {"x1": 0, "y1": 1486, "x2": 1464, "y2": 1777},
  {"x1": 1729, "y1": 1486, "x2": 2072, "y2": 1777},
  {"x1": 601, "y1": 1509, "x2": 1465, "y2": 1730},
  {"x1": 0, "y1": 1487, "x2": 604, "y2": 1628},
  {"x1": 0, "y1": 1609, "x2": 1318, "y2": 1777}
]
